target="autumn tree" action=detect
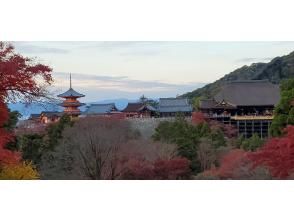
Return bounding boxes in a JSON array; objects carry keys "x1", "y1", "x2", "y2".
[
  {"x1": 0, "y1": 161, "x2": 39, "y2": 180},
  {"x1": 39, "y1": 117, "x2": 190, "y2": 180},
  {"x1": 191, "y1": 111, "x2": 206, "y2": 124},
  {"x1": 39, "y1": 117, "x2": 139, "y2": 180},
  {"x1": 250, "y1": 125, "x2": 294, "y2": 179},
  {"x1": 0, "y1": 41, "x2": 52, "y2": 177}
]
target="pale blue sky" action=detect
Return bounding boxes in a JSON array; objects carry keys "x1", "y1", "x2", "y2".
[{"x1": 12, "y1": 41, "x2": 294, "y2": 102}]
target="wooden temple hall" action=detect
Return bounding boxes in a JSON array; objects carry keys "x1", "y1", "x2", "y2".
[{"x1": 199, "y1": 80, "x2": 280, "y2": 138}]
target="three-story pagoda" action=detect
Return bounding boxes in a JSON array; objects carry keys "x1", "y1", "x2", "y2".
[{"x1": 58, "y1": 74, "x2": 85, "y2": 116}]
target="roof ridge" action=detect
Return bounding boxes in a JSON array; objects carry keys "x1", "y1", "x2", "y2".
[{"x1": 90, "y1": 103, "x2": 115, "y2": 106}]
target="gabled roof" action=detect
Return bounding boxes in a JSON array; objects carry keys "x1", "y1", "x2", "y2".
[
  {"x1": 158, "y1": 98, "x2": 192, "y2": 113},
  {"x1": 199, "y1": 99, "x2": 237, "y2": 109},
  {"x1": 122, "y1": 103, "x2": 157, "y2": 112},
  {"x1": 84, "y1": 103, "x2": 118, "y2": 115},
  {"x1": 57, "y1": 88, "x2": 85, "y2": 98},
  {"x1": 214, "y1": 80, "x2": 280, "y2": 106},
  {"x1": 40, "y1": 111, "x2": 63, "y2": 117},
  {"x1": 29, "y1": 114, "x2": 41, "y2": 119}
]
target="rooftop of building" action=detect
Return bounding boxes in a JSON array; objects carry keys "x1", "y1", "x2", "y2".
[
  {"x1": 158, "y1": 98, "x2": 192, "y2": 113},
  {"x1": 57, "y1": 88, "x2": 85, "y2": 98},
  {"x1": 201, "y1": 80, "x2": 280, "y2": 109},
  {"x1": 122, "y1": 102, "x2": 157, "y2": 112},
  {"x1": 84, "y1": 103, "x2": 118, "y2": 115}
]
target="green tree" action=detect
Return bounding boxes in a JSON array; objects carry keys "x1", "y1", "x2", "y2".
[
  {"x1": 152, "y1": 116, "x2": 225, "y2": 173},
  {"x1": 271, "y1": 78, "x2": 294, "y2": 136},
  {"x1": 17, "y1": 134, "x2": 47, "y2": 165},
  {"x1": 46, "y1": 114, "x2": 73, "y2": 149},
  {"x1": 240, "y1": 133, "x2": 264, "y2": 151},
  {"x1": 3, "y1": 110, "x2": 21, "y2": 132},
  {"x1": 192, "y1": 96, "x2": 203, "y2": 111}
]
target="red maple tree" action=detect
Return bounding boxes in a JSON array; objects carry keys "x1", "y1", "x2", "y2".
[
  {"x1": 122, "y1": 157, "x2": 191, "y2": 180},
  {"x1": 249, "y1": 125, "x2": 294, "y2": 179},
  {"x1": 192, "y1": 111, "x2": 206, "y2": 124},
  {"x1": 0, "y1": 41, "x2": 52, "y2": 165},
  {"x1": 203, "y1": 149, "x2": 248, "y2": 179}
]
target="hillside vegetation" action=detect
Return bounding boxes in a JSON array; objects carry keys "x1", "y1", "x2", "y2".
[{"x1": 182, "y1": 51, "x2": 294, "y2": 100}]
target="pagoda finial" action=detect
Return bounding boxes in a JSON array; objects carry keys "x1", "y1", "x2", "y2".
[{"x1": 70, "y1": 73, "x2": 72, "y2": 89}]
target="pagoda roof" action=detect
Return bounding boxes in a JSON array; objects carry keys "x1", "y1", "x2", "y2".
[{"x1": 57, "y1": 88, "x2": 85, "y2": 98}]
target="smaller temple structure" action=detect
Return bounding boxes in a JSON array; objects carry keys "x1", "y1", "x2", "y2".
[
  {"x1": 40, "y1": 111, "x2": 62, "y2": 124},
  {"x1": 158, "y1": 98, "x2": 192, "y2": 117},
  {"x1": 83, "y1": 103, "x2": 121, "y2": 116},
  {"x1": 122, "y1": 102, "x2": 157, "y2": 118},
  {"x1": 58, "y1": 74, "x2": 85, "y2": 117}
]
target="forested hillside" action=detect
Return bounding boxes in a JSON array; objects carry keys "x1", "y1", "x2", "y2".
[{"x1": 182, "y1": 51, "x2": 294, "y2": 100}]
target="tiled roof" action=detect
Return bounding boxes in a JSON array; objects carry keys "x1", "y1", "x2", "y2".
[
  {"x1": 29, "y1": 114, "x2": 41, "y2": 119},
  {"x1": 40, "y1": 111, "x2": 63, "y2": 117},
  {"x1": 57, "y1": 88, "x2": 85, "y2": 98},
  {"x1": 84, "y1": 103, "x2": 118, "y2": 115},
  {"x1": 214, "y1": 80, "x2": 280, "y2": 106},
  {"x1": 158, "y1": 98, "x2": 192, "y2": 113},
  {"x1": 122, "y1": 103, "x2": 157, "y2": 112}
]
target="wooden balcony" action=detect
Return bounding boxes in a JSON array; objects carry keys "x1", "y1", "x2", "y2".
[{"x1": 230, "y1": 115, "x2": 274, "y2": 120}]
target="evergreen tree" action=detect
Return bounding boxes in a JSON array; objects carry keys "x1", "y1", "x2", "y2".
[{"x1": 271, "y1": 78, "x2": 294, "y2": 136}]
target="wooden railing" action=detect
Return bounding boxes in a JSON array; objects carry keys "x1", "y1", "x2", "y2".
[{"x1": 230, "y1": 115, "x2": 274, "y2": 120}]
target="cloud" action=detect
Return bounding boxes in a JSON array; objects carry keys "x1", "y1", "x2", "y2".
[
  {"x1": 77, "y1": 41, "x2": 169, "y2": 57},
  {"x1": 52, "y1": 72, "x2": 205, "y2": 101},
  {"x1": 13, "y1": 42, "x2": 69, "y2": 54},
  {"x1": 235, "y1": 57, "x2": 273, "y2": 63}
]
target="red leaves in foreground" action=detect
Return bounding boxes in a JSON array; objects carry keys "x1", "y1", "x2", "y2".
[
  {"x1": 0, "y1": 42, "x2": 53, "y2": 102},
  {"x1": 123, "y1": 157, "x2": 191, "y2": 180},
  {"x1": 203, "y1": 149, "x2": 248, "y2": 179},
  {"x1": 0, "y1": 102, "x2": 20, "y2": 165},
  {"x1": 0, "y1": 41, "x2": 53, "y2": 166},
  {"x1": 249, "y1": 125, "x2": 294, "y2": 179},
  {"x1": 203, "y1": 126, "x2": 294, "y2": 179}
]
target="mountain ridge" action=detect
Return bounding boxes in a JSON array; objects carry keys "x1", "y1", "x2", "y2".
[{"x1": 181, "y1": 51, "x2": 294, "y2": 100}]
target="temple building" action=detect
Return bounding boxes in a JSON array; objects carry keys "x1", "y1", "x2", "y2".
[
  {"x1": 199, "y1": 80, "x2": 280, "y2": 138},
  {"x1": 122, "y1": 102, "x2": 157, "y2": 118},
  {"x1": 158, "y1": 98, "x2": 193, "y2": 117},
  {"x1": 83, "y1": 103, "x2": 121, "y2": 116},
  {"x1": 58, "y1": 74, "x2": 85, "y2": 117},
  {"x1": 40, "y1": 111, "x2": 63, "y2": 124}
]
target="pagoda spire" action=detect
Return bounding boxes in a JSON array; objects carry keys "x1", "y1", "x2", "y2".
[{"x1": 57, "y1": 74, "x2": 85, "y2": 117}]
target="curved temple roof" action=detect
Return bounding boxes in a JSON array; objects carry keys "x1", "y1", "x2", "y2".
[{"x1": 57, "y1": 88, "x2": 85, "y2": 98}]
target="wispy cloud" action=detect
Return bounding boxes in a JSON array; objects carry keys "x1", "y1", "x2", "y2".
[
  {"x1": 13, "y1": 42, "x2": 69, "y2": 54},
  {"x1": 52, "y1": 72, "x2": 205, "y2": 101}
]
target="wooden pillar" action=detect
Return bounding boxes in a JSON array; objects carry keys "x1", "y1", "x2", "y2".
[
  {"x1": 245, "y1": 120, "x2": 247, "y2": 138},
  {"x1": 260, "y1": 120, "x2": 263, "y2": 139}
]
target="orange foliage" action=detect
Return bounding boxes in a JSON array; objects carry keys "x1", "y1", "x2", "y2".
[
  {"x1": 192, "y1": 112, "x2": 206, "y2": 124},
  {"x1": 249, "y1": 125, "x2": 294, "y2": 179},
  {"x1": 0, "y1": 41, "x2": 52, "y2": 167}
]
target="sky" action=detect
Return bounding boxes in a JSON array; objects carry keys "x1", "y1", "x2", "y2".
[{"x1": 12, "y1": 41, "x2": 294, "y2": 102}]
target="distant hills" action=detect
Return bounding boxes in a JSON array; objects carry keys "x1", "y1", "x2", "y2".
[{"x1": 181, "y1": 51, "x2": 294, "y2": 100}]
